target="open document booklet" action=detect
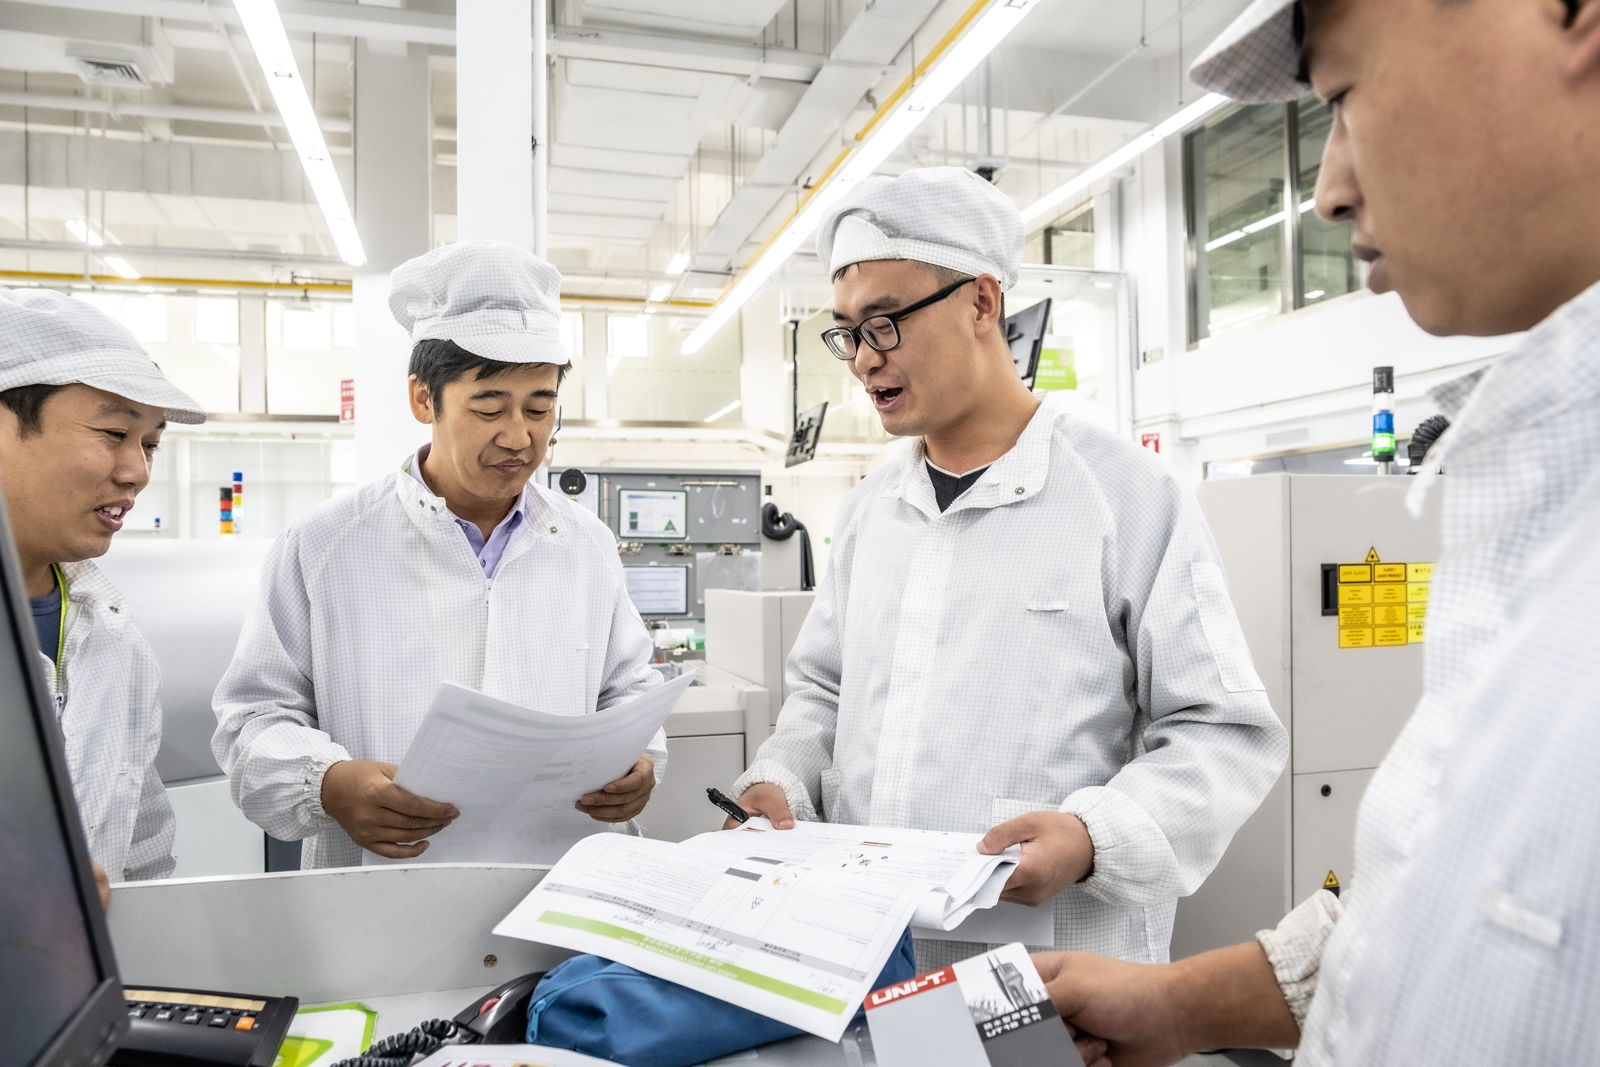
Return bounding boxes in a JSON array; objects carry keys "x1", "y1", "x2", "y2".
[
  {"x1": 493, "y1": 818, "x2": 1028, "y2": 1041},
  {"x1": 368, "y1": 672, "x2": 696, "y2": 865}
]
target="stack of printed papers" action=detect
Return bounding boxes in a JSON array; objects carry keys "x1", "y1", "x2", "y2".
[
  {"x1": 492, "y1": 818, "x2": 1024, "y2": 1040},
  {"x1": 370, "y1": 673, "x2": 695, "y2": 865}
]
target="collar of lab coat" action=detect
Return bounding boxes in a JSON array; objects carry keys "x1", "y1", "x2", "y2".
[
  {"x1": 887, "y1": 394, "x2": 1058, "y2": 519},
  {"x1": 1408, "y1": 276, "x2": 1600, "y2": 517},
  {"x1": 53, "y1": 559, "x2": 132, "y2": 652},
  {"x1": 393, "y1": 447, "x2": 556, "y2": 554}
]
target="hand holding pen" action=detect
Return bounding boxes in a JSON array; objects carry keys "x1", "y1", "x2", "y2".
[{"x1": 707, "y1": 784, "x2": 795, "y2": 829}]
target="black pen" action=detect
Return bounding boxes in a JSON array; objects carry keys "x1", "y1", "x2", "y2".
[{"x1": 706, "y1": 786, "x2": 749, "y2": 824}]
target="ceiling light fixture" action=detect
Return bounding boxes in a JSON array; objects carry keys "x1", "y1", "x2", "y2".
[
  {"x1": 1202, "y1": 199, "x2": 1318, "y2": 254},
  {"x1": 648, "y1": 282, "x2": 673, "y2": 303},
  {"x1": 65, "y1": 219, "x2": 106, "y2": 247},
  {"x1": 665, "y1": 252, "x2": 691, "y2": 277},
  {"x1": 66, "y1": 219, "x2": 141, "y2": 278},
  {"x1": 1020, "y1": 93, "x2": 1229, "y2": 229},
  {"x1": 100, "y1": 256, "x2": 142, "y2": 280},
  {"x1": 232, "y1": 0, "x2": 366, "y2": 266},
  {"x1": 681, "y1": 0, "x2": 1043, "y2": 355}
]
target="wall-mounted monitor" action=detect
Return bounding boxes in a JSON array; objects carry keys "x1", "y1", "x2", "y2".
[
  {"x1": 623, "y1": 564, "x2": 689, "y2": 617},
  {"x1": 1006, "y1": 297, "x2": 1053, "y2": 388},
  {"x1": 617, "y1": 488, "x2": 688, "y2": 541},
  {"x1": 785, "y1": 402, "x2": 829, "y2": 468}
]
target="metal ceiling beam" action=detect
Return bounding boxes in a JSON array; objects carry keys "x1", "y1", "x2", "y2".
[
  {"x1": 15, "y1": 0, "x2": 455, "y2": 47},
  {"x1": 549, "y1": 27, "x2": 821, "y2": 82},
  {"x1": 15, "y1": 0, "x2": 824, "y2": 81},
  {"x1": 0, "y1": 237, "x2": 344, "y2": 267}
]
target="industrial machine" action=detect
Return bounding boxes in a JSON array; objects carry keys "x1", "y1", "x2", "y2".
[{"x1": 1171, "y1": 473, "x2": 1442, "y2": 959}]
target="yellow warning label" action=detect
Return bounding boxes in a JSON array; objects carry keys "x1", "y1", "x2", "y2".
[
  {"x1": 1374, "y1": 605, "x2": 1407, "y2": 626},
  {"x1": 1339, "y1": 606, "x2": 1374, "y2": 628},
  {"x1": 1323, "y1": 870, "x2": 1340, "y2": 890},
  {"x1": 1339, "y1": 628, "x2": 1374, "y2": 649},
  {"x1": 1374, "y1": 584, "x2": 1407, "y2": 605},
  {"x1": 1333, "y1": 557, "x2": 1436, "y2": 650}
]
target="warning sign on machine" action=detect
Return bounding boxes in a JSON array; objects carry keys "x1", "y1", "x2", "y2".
[{"x1": 1332, "y1": 548, "x2": 1432, "y2": 649}]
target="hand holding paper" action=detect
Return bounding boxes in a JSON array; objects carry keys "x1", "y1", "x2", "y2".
[{"x1": 372, "y1": 671, "x2": 694, "y2": 865}]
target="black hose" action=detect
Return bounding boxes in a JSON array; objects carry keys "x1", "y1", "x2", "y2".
[
  {"x1": 761, "y1": 502, "x2": 815, "y2": 591},
  {"x1": 1407, "y1": 415, "x2": 1450, "y2": 472}
]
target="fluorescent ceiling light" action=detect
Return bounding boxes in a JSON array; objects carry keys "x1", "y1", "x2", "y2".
[
  {"x1": 666, "y1": 252, "x2": 691, "y2": 276},
  {"x1": 66, "y1": 219, "x2": 105, "y2": 247},
  {"x1": 703, "y1": 399, "x2": 742, "y2": 423},
  {"x1": 232, "y1": 0, "x2": 366, "y2": 267},
  {"x1": 1203, "y1": 199, "x2": 1318, "y2": 254},
  {"x1": 648, "y1": 282, "x2": 673, "y2": 303},
  {"x1": 100, "y1": 256, "x2": 142, "y2": 280},
  {"x1": 1020, "y1": 93, "x2": 1229, "y2": 229},
  {"x1": 67, "y1": 219, "x2": 140, "y2": 277},
  {"x1": 682, "y1": 0, "x2": 1042, "y2": 355},
  {"x1": 1305, "y1": 289, "x2": 1326, "y2": 300}
]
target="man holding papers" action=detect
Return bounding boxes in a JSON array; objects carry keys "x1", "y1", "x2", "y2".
[
  {"x1": 213, "y1": 241, "x2": 665, "y2": 868},
  {"x1": 729, "y1": 167, "x2": 1287, "y2": 967}
]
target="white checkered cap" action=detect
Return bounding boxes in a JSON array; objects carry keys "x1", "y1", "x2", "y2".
[
  {"x1": 1190, "y1": 0, "x2": 1306, "y2": 104},
  {"x1": 0, "y1": 288, "x2": 206, "y2": 424},
  {"x1": 388, "y1": 240, "x2": 569, "y2": 366},
  {"x1": 816, "y1": 166, "x2": 1023, "y2": 291}
]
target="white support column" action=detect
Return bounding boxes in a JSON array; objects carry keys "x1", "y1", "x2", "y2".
[
  {"x1": 352, "y1": 39, "x2": 433, "y2": 482},
  {"x1": 580, "y1": 310, "x2": 609, "y2": 419},
  {"x1": 238, "y1": 297, "x2": 268, "y2": 414},
  {"x1": 457, "y1": 0, "x2": 535, "y2": 250},
  {"x1": 531, "y1": 0, "x2": 549, "y2": 257}
]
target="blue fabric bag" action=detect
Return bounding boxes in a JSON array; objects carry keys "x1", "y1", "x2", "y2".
[{"x1": 525, "y1": 928, "x2": 917, "y2": 1067}]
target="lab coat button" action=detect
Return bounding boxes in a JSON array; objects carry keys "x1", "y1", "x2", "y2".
[
  {"x1": 1014, "y1": 486, "x2": 1025, "y2": 495},
  {"x1": 549, "y1": 526, "x2": 558, "y2": 534}
]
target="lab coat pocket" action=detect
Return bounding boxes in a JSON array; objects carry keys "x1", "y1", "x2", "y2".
[
  {"x1": 819, "y1": 768, "x2": 843, "y2": 822},
  {"x1": 1190, "y1": 562, "x2": 1266, "y2": 694},
  {"x1": 1482, "y1": 887, "x2": 1563, "y2": 950}
]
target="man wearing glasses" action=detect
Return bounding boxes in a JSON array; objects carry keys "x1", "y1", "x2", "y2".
[{"x1": 727, "y1": 166, "x2": 1287, "y2": 968}]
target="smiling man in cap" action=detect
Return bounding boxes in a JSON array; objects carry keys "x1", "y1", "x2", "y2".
[
  {"x1": 213, "y1": 241, "x2": 665, "y2": 868},
  {"x1": 727, "y1": 166, "x2": 1287, "y2": 970},
  {"x1": 1033, "y1": 2, "x2": 1600, "y2": 1064},
  {"x1": 0, "y1": 287, "x2": 208, "y2": 883}
]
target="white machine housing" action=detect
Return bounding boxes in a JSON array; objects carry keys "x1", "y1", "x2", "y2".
[{"x1": 1171, "y1": 473, "x2": 1442, "y2": 959}]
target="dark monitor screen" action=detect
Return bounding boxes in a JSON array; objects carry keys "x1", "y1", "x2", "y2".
[
  {"x1": 0, "y1": 496, "x2": 127, "y2": 1064},
  {"x1": 785, "y1": 402, "x2": 828, "y2": 469},
  {"x1": 1006, "y1": 298, "x2": 1053, "y2": 388}
]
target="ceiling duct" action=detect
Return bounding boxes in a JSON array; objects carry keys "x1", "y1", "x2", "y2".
[{"x1": 73, "y1": 56, "x2": 152, "y2": 87}]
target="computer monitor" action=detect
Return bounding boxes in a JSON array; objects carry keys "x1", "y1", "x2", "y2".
[
  {"x1": 785, "y1": 402, "x2": 828, "y2": 469},
  {"x1": 0, "y1": 495, "x2": 128, "y2": 1065},
  {"x1": 1006, "y1": 297, "x2": 1053, "y2": 388}
]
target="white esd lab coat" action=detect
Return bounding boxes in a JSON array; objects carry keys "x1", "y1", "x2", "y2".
[
  {"x1": 735, "y1": 395, "x2": 1288, "y2": 963},
  {"x1": 49, "y1": 560, "x2": 176, "y2": 882},
  {"x1": 212, "y1": 467, "x2": 665, "y2": 869}
]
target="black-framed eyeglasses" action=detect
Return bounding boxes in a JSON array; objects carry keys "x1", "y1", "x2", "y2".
[{"x1": 820, "y1": 276, "x2": 973, "y2": 361}]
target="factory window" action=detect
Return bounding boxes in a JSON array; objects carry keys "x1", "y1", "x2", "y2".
[{"x1": 1185, "y1": 96, "x2": 1357, "y2": 344}]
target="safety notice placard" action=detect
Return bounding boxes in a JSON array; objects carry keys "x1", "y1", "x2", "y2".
[{"x1": 1333, "y1": 547, "x2": 1432, "y2": 649}]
